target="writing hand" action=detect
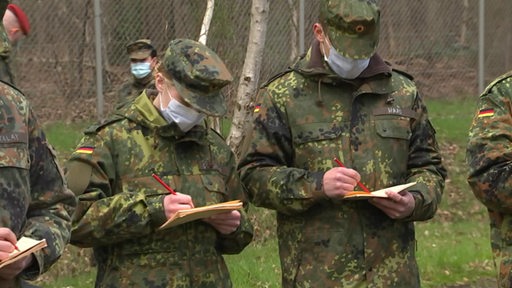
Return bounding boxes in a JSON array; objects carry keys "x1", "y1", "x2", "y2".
[
  {"x1": 0, "y1": 228, "x2": 18, "y2": 261},
  {"x1": 322, "y1": 167, "x2": 361, "y2": 199},
  {"x1": 0, "y1": 228, "x2": 33, "y2": 279},
  {"x1": 163, "y1": 192, "x2": 195, "y2": 219}
]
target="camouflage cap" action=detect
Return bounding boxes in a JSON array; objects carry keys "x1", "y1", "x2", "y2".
[
  {"x1": 160, "y1": 39, "x2": 233, "y2": 116},
  {"x1": 126, "y1": 39, "x2": 155, "y2": 60},
  {"x1": 320, "y1": 0, "x2": 380, "y2": 59}
]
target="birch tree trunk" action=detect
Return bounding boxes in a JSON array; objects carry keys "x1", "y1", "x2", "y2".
[
  {"x1": 198, "y1": 0, "x2": 214, "y2": 45},
  {"x1": 227, "y1": 0, "x2": 269, "y2": 156},
  {"x1": 198, "y1": 0, "x2": 222, "y2": 133}
]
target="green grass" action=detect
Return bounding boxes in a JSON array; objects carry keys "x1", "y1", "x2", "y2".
[
  {"x1": 427, "y1": 97, "x2": 476, "y2": 143},
  {"x1": 33, "y1": 97, "x2": 498, "y2": 287},
  {"x1": 225, "y1": 240, "x2": 281, "y2": 288},
  {"x1": 417, "y1": 220, "x2": 495, "y2": 287},
  {"x1": 43, "y1": 122, "x2": 91, "y2": 155}
]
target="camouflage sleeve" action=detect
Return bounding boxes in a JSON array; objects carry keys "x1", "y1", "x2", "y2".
[
  {"x1": 22, "y1": 109, "x2": 76, "y2": 279},
  {"x1": 467, "y1": 76, "x2": 512, "y2": 213},
  {"x1": 402, "y1": 94, "x2": 447, "y2": 221},
  {"x1": 215, "y1": 151, "x2": 253, "y2": 254},
  {"x1": 66, "y1": 133, "x2": 168, "y2": 248},
  {"x1": 238, "y1": 87, "x2": 326, "y2": 215}
]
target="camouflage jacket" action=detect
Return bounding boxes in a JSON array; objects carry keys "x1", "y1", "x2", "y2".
[
  {"x1": 116, "y1": 75, "x2": 155, "y2": 110},
  {"x1": 466, "y1": 71, "x2": 512, "y2": 287},
  {"x1": 0, "y1": 82, "x2": 75, "y2": 287},
  {"x1": 66, "y1": 91, "x2": 253, "y2": 288},
  {"x1": 238, "y1": 43, "x2": 446, "y2": 287}
]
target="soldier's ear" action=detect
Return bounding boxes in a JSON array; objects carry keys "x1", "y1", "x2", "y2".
[
  {"x1": 313, "y1": 23, "x2": 326, "y2": 42},
  {"x1": 155, "y1": 73, "x2": 166, "y2": 92}
]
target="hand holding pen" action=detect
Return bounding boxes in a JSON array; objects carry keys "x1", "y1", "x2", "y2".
[
  {"x1": 152, "y1": 173, "x2": 195, "y2": 219},
  {"x1": 321, "y1": 158, "x2": 367, "y2": 199},
  {"x1": 333, "y1": 158, "x2": 370, "y2": 193}
]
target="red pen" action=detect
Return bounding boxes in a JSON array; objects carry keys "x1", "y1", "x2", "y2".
[
  {"x1": 13, "y1": 244, "x2": 20, "y2": 252},
  {"x1": 333, "y1": 157, "x2": 371, "y2": 193},
  {"x1": 152, "y1": 173, "x2": 177, "y2": 195}
]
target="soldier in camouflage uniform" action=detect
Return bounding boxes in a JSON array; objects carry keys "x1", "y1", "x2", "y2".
[
  {"x1": 116, "y1": 39, "x2": 157, "y2": 109},
  {"x1": 238, "y1": 0, "x2": 446, "y2": 287},
  {"x1": 0, "y1": 3, "x2": 30, "y2": 85},
  {"x1": 0, "y1": 76, "x2": 76, "y2": 287},
  {"x1": 467, "y1": 71, "x2": 512, "y2": 287},
  {"x1": 65, "y1": 39, "x2": 253, "y2": 288}
]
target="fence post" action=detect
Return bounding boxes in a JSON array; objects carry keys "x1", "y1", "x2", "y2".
[
  {"x1": 478, "y1": 0, "x2": 484, "y2": 93},
  {"x1": 94, "y1": 0, "x2": 104, "y2": 120},
  {"x1": 299, "y1": 0, "x2": 304, "y2": 54}
]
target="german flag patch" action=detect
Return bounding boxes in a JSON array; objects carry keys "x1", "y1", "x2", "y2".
[
  {"x1": 478, "y1": 108, "x2": 494, "y2": 118},
  {"x1": 75, "y1": 146, "x2": 94, "y2": 154},
  {"x1": 253, "y1": 104, "x2": 261, "y2": 113}
]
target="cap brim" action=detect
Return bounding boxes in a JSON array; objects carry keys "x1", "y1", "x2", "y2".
[
  {"x1": 172, "y1": 79, "x2": 227, "y2": 117},
  {"x1": 129, "y1": 51, "x2": 151, "y2": 60},
  {"x1": 327, "y1": 29, "x2": 378, "y2": 59}
]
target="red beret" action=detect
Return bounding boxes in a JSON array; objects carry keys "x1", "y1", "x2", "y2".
[{"x1": 7, "y1": 4, "x2": 30, "y2": 35}]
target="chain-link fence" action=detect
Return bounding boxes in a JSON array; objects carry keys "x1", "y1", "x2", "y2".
[{"x1": 8, "y1": 0, "x2": 512, "y2": 124}]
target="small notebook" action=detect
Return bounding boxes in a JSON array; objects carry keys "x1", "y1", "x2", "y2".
[
  {"x1": 159, "y1": 200, "x2": 244, "y2": 230},
  {"x1": 0, "y1": 237, "x2": 47, "y2": 269},
  {"x1": 343, "y1": 182, "x2": 417, "y2": 200}
]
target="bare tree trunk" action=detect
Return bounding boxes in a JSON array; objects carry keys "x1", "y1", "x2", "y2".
[
  {"x1": 227, "y1": 0, "x2": 269, "y2": 156},
  {"x1": 198, "y1": 0, "x2": 222, "y2": 133}
]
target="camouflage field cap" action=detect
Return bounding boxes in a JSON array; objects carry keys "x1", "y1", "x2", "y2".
[
  {"x1": 160, "y1": 39, "x2": 233, "y2": 116},
  {"x1": 126, "y1": 39, "x2": 154, "y2": 60},
  {"x1": 320, "y1": 0, "x2": 380, "y2": 59}
]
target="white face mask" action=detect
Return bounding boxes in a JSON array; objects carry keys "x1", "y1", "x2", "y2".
[
  {"x1": 159, "y1": 89, "x2": 205, "y2": 132},
  {"x1": 131, "y1": 62, "x2": 152, "y2": 79},
  {"x1": 322, "y1": 42, "x2": 370, "y2": 79}
]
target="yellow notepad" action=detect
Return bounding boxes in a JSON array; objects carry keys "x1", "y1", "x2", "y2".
[
  {"x1": 0, "y1": 237, "x2": 47, "y2": 269},
  {"x1": 343, "y1": 182, "x2": 417, "y2": 200},
  {"x1": 159, "y1": 200, "x2": 243, "y2": 230}
]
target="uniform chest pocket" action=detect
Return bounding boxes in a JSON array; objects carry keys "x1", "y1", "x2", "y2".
[
  {"x1": 373, "y1": 116, "x2": 411, "y2": 177},
  {"x1": 200, "y1": 172, "x2": 228, "y2": 205},
  {"x1": 0, "y1": 142, "x2": 30, "y2": 169},
  {"x1": 375, "y1": 116, "x2": 412, "y2": 140}
]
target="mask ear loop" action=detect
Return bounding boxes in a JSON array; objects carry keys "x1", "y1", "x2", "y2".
[
  {"x1": 159, "y1": 90, "x2": 165, "y2": 110},
  {"x1": 158, "y1": 77, "x2": 174, "y2": 110},
  {"x1": 321, "y1": 30, "x2": 331, "y2": 62}
]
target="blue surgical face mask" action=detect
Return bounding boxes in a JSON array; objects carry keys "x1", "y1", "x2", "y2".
[
  {"x1": 131, "y1": 62, "x2": 152, "y2": 79},
  {"x1": 159, "y1": 88, "x2": 205, "y2": 132},
  {"x1": 322, "y1": 42, "x2": 370, "y2": 79}
]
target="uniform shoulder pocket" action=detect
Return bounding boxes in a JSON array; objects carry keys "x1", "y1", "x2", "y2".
[{"x1": 0, "y1": 142, "x2": 29, "y2": 169}]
